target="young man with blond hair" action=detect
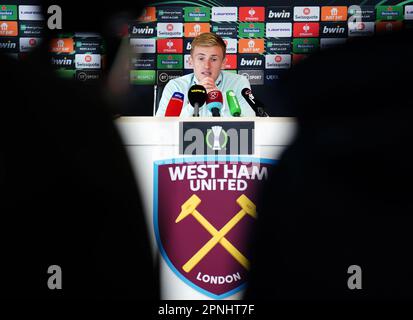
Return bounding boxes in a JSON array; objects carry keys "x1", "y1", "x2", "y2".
[{"x1": 156, "y1": 32, "x2": 256, "y2": 117}]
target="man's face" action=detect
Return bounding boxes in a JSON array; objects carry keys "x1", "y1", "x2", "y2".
[{"x1": 190, "y1": 45, "x2": 226, "y2": 82}]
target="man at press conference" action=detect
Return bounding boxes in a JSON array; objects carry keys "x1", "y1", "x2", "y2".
[{"x1": 156, "y1": 32, "x2": 256, "y2": 117}]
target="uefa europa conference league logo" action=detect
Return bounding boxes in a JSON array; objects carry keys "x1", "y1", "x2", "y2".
[{"x1": 210, "y1": 126, "x2": 225, "y2": 151}]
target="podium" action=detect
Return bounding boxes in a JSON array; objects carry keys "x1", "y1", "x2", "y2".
[{"x1": 117, "y1": 116, "x2": 297, "y2": 299}]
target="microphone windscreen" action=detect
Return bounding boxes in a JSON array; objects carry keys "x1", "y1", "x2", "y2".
[
  {"x1": 241, "y1": 88, "x2": 253, "y2": 101},
  {"x1": 188, "y1": 85, "x2": 207, "y2": 107},
  {"x1": 206, "y1": 90, "x2": 223, "y2": 113},
  {"x1": 226, "y1": 90, "x2": 241, "y2": 117},
  {"x1": 165, "y1": 92, "x2": 184, "y2": 116},
  {"x1": 206, "y1": 90, "x2": 223, "y2": 103}
]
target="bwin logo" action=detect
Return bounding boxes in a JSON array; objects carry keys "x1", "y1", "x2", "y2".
[
  {"x1": 186, "y1": 42, "x2": 192, "y2": 50},
  {"x1": 268, "y1": 10, "x2": 291, "y2": 19},
  {"x1": 323, "y1": 25, "x2": 345, "y2": 34},
  {"x1": 0, "y1": 41, "x2": 16, "y2": 49},
  {"x1": 52, "y1": 57, "x2": 72, "y2": 66},
  {"x1": 240, "y1": 57, "x2": 262, "y2": 66},
  {"x1": 132, "y1": 26, "x2": 154, "y2": 35}
]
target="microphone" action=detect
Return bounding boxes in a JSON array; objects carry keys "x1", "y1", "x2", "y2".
[
  {"x1": 226, "y1": 90, "x2": 241, "y2": 117},
  {"x1": 188, "y1": 85, "x2": 207, "y2": 117},
  {"x1": 206, "y1": 90, "x2": 223, "y2": 117},
  {"x1": 165, "y1": 92, "x2": 184, "y2": 116},
  {"x1": 241, "y1": 88, "x2": 269, "y2": 117}
]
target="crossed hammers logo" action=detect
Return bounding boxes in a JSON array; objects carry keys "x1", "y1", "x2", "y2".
[{"x1": 175, "y1": 194, "x2": 257, "y2": 273}]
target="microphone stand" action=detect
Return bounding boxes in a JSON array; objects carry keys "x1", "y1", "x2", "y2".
[
  {"x1": 193, "y1": 103, "x2": 200, "y2": 117},
  {"x1": 211, "y1": 108, "x2": 220, "y2": 117},
  {"x1": 257, "y1": 107, "x2": 269, "y2": 117}
]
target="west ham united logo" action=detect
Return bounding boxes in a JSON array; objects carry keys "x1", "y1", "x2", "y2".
[{"x1": 154, "y1": 157, "x2": 275, "y2": 298}]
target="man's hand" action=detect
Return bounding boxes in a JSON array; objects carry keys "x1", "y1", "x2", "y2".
[{"x1": 199, "y1": 77, "x2": 218, "y2": 93}]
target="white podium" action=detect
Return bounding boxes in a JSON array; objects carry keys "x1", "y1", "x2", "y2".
[{"x1": 117, "y1": 117, "x2": 297, "y2": 300}]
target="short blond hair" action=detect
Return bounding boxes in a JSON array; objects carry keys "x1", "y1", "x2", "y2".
[{"x1": 190, "y1": 32, "x2": 226, "y2": 57}]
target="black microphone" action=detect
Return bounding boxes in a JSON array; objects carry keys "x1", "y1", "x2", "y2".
[
  {"x1": 241, "y1": 88, "x2": 269, "y2": 117},
  {"x1": 188, "y1": 85, "x2": 207, "y2": 117}
]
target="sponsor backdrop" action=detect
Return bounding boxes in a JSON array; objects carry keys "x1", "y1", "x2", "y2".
[
  {"x1": 2, "y1": 2, "x2": 412, "y2": 113},
  {"x1": 0, "y1": 2, "x2": 105, "y2": 83},
  {"x1": 129, "y1": 0, "x2": 413, "y2": 115},
  {"x1": 49, "y1": 33, "x2": 105, "y2": 83},
  {"x1": 1, "y1": 3, "x2": 44, "y2": 55}
]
